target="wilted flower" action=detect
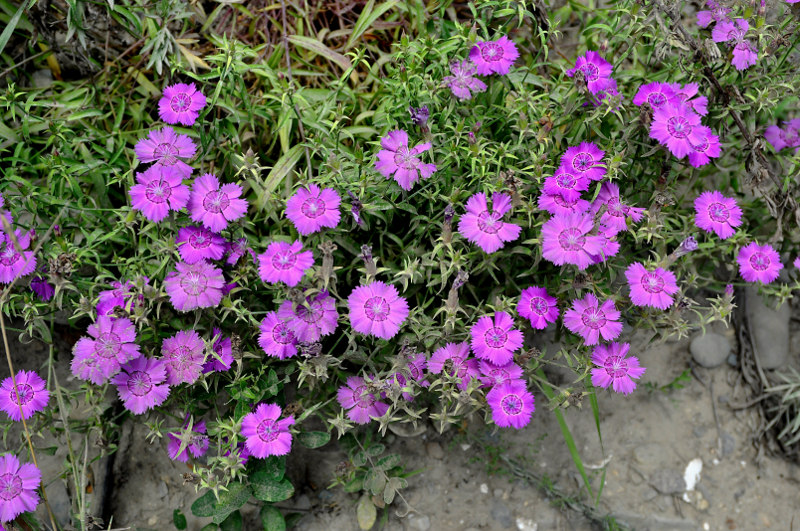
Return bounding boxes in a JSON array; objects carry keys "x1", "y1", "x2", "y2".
[
  {"x1": 697, "y1": 0, "x2": 730, "y2": 28},
  {"x1": 30, "y1": 275, "x2": 54, "y2": 302},
  {"x1": 203, "y1": 328, "x2": 233, "y2": 373},
  {"x1": 408, "y1": 105, "x2": 430, "y2": 127}
]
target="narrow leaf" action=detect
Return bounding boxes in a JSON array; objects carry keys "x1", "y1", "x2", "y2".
[{"x1": 288, "y1": 35, "x2": 352, "y2": 70}]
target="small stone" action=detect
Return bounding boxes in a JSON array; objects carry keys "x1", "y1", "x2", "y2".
[
  {"x1": 405, "y1": 514, "x2": 431, "y2": 531},
  {"x1": 690, "y1": 332, "x2": 731, "y2": 368},
  {"x1": 693, "y1": 426, "x2": 708, "y2": 438},
  {"x1": 633, "y1": 443, "x2": 664, "y2": 465},
  {"x1": 147, "y1": 515, "x2": 158, "y2": 526},
  {"x1": 491, "y1": 501, "x2": 514, "y2": 529},
  {"x1": 726, "y1": 353, "x2": 738, "y2": 367},
  {"x1": 746, "y1": 287, "x2": 790, "y2": 369},
  {"x1": 480, "y1": 483, "x2": 489, "y2": 494},
  {"x1": 516, "y1": 518, "x2": 538, "y2": 531},
  {"x1": 720, "y1": 432, "x2": 736, "y2": 457},
  {"x1": 156, "y1": 481, "x2": 168, "y2": 499},
  {"x1": 425, "y1": 442, "x2": 444, "y2": 460},
  {"x1": 650, "y1": 469, "x2": 685, "y2": 495},
  {"x1": 295, "y1": 494, "x2": 312, "y2": 511},
  {"x1": 493, "y1": 488, "x2": 504, "y2": 498}
]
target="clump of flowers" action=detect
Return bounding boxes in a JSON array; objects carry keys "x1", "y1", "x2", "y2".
[{"x1": 765, "y1": 119, "x2": 800, "y2": 153}]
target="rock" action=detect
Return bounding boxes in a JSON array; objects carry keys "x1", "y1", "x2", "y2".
[
  {"x1": 720, "y1": 432, "x2": 736, "y2": 457},
  {"x1": 690, "y1": 332, "x2": 731, "y2": 368},
  {"x1": 480, "y1": 483, "x2": 489, "y2": 494},
  {"x1": 491, "y1": 501, "x2": 514, "y2": 529},
  {"x1": 649, "y1": 469, "x2": 685, "y2": 495},
  {"x1": 516, "y1": 518, "x2": 538, "y2": 531},
  {"x1": 405, "y1": 514, "x2": 430, "y2": 531},
  {"x1": 295, "y1": 494, "x2": 312, "y2": 511},
  {"x1": 425, "y1": 442, "x2": 444, "y2": 460},
  {"x1": 633, "y1": 443, "x2": 664, "y2": 465},
  {"x1": 746, "y1": 287, "x2": 790, "y2": 369},
  {"x1": 726, "y1": 353, "x2": 738, "y2": 367}
]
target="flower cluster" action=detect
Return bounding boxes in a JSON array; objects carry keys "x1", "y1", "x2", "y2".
[
  {"x1": 442, "y1": 36, "x2": 518, "y2": 101},
  {"x1": 708, "y1": 13, "x2": 758, "y2": 70},
  {"x1": 765, "y1": 119, "x2": 800, "y2": 154},
  {"x1": 566, "y1": 50, "x2": 620, "y2": 107}
]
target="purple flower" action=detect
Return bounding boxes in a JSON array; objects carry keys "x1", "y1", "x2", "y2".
[
  {"x1": 111, "y1": 356, "x2": 170, "y2": 415},
  {"x1": 486, "y1": 379, "x2": 535, "y2": 429},
  {"x1": 560, "y1": 142, "x2": 606, "y2": 181},
  {"x1": 176, "y1": 226, "x2": 226, "y2": 264},
  {"x1": 30, "y1": 275, "x2": 54, "y2": 302},
  {"x1": 164, "y1": 260, "x2": 225, "y2": 312},
  {"x1": 543, "y1": 166, "x2": 589, "y2": 202},
  {"x1": 694, "y1": 190, "x2": 742, "y2": 239},
  {"x1": 590, "y1": 342, "x2": 645, "y2": 395},
  {"x1": 0, "y1": 230, "x2": 36, "y2": 284},
  {"x1": 188, "y1": 173, "x2": 248, "y2": 232},
  {"x1": 563, "y1": 293, "x2": 622, "y2": 345},
  {"x1": 697, "y1": 0, "x2": 730, "y2": 28},
  {"x1": 590, "y1": 182, "x2": 645, "y2": 235},
  {"x1": 470, "y1": 311, "x2": 523, "y2": 366},
  {"x1": 457, "y1": 192, "x2": 521, "y2": 254},
  {"x1": 541, "y1": 213, "x2": 604, "y2": 270},
  {"x1": 0, "y1": 455, "x2": 40, "y2": 523},
  {"x1": 625, "y1": 262, "x2": 679, "y2": 310},
  {"x1": 632, "y1": 82, "x2": 676, "y2": 109},
  {"x1": 687, "y1": 126, "x2": 721, "y2": 168},
  {"x1": 795, "y1": 256, "x2": 800, "y2": 270},
  {"x1": 650, "y1": 104, "x2": 704, "y2": 159},
  {"x1": 129, "y1": 165, "x2": 190, "y2": 223},
  {"x1": 285, "y1": 184, "x2": 341, "y2": 235},
  {"x1": 566, "y1": 51, "x2": 613, "y2": 93},
  {"x1": 257, "y1": 241, "x2": 314, "y2": 287},
  {"x1": 428, "y1": 342, "x2": 480, "y2": 391},
  {"x1": 347, "y1": 281, "x2": 409, "y2": 340},
  {"x1": 203, "y1": 328, "x2": 233, "y2": 373},
  {"x1": 374, "y1": 130, "x2": 437, "y2": 191},
  {"x1": 225, "y1": 237, "x2": 251, "y2": 266},
  {"x1": 517, "y1": 286, "x2": 559, "y2": 330},
  {"x1": 241, "y1": 403, "x2": 295, "y2": 458},
  {"x1": 277, "y1": 291, "x2": 338, "y2": 342},
  {"x1": 408, "y1": 105, "x2": 430, "y2": 127},
  {"x1": 443, "y1": 60, "x2": 487, "y2": 100},
  {"x1": 668, "y1": 82, "x2": 708, "y2": 116},
  {"x1": 158, "y1": 83, "x2": 207, "y2": 126},
  {"x1": 336, "y1": 376, "x2": 389, "y2": 424},
  {"x1": 0, "y1": 371, "x2": 49, "y2": 421},
  {"x1": 737, "y1": 242, "x2": 783, "y2": 284},
  {"x1": 258, "y1": 312, "x2": 298, "y2": 360},
  {"x1": 71, "y1": 316, "x2": 140, "y2": 384},
  {"x1": 161, "y1": 330, "x2": 205, "y2": 385},
  {"x1": 407, "y1": 352, "x2": 429, "y2": 388},
  {"x1": 167, "y1": 419, "x2": 209, "y2": 462},
  {"x1": 134, "y1": 127, "x2": 195, "y2": 177},
  {"x1": 469, "y1": 36, "x2": 519, "y2": 75},
  {"x1": 712, "y1": 18, "x2": 748, "y2": 44},
  {"x1": 478, "y1": 360, "x2": 524, "y2": 388},
  {"x1": 96, "y1": 279, "x2": 146, "y2": 316},
  {"x1": 731, "y1": 40, "x2": 758, "y2": 70},
  {"x1": 537, "y1": 192, "x2": 590, "y2": 216}
]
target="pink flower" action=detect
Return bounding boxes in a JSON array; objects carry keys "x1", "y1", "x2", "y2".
[
  {"x1": 687, "y1": 126, "x2": 721, "y2": 168},
  {"x1": 737, "y1": 242, "x2": 782, "y2": 284},
  {"x1": 285, "y1": 184, "x2": 341, "y2": 235},
  {"x1": 134, "y1": 127, "x2": 195, "y2": 177},
  {"x1": 0, "y1": 230, "x2": 36, "y2": 284},
  {"x1": 667, "y1": 82, "x2": 708, "y2": 116},
  {"x1": 407, "y1": 352, "x2": 429, "y2": 388},
  {"x1": 478, "y1": 360, "x2": 524, "y2": 388},
  {"x1": 0, "y1": 371, "x2": 49, "y2": 421},
  {"x1": 277, "y1": 291, "x2": 338, "y2": 342},
  {"x1": 541, "y1": 213, "x2": 604, "y2": 270},
  {"x1": 470, "y1": 311, "x2": 523, "y2": 366},
  {"x1": 158, "y1": 83, "x2": 207, "y2": 126},
  {"x1": 625, "y1": 262, "x2": 679, "y2": 310},
  {"x1": 590, "y1": 182, "x2": 644, "y2": 235},
  {"x1": 560, "y1": 142, "x2": 606, "y2": 181},
  {"x1": 176, "y1": 226, "x2": 226, "y2": 264},
  {"x1": 167, "y1": 419, "x2": 209, "y2": 462},
  {"x1": 697, "y1": 0, "x2": 730, "y2": 27},
  {"x1": 537, "y1": 192, "x2": 590, "y2": 216},
  {"x1": 443, "y1": 60, "x2": 488, "y2": 100},
  {"x1": 543, "y1": 166, "x2": 589, "y2": 202},
  {"x1": 563, "y1": 293, "x2": 622, "y2": 345},
  {"x1": 336, "y1": 376, "x2": 389, "y2": 424},
  {"x1": 30, "y1": 275, "x2": 54, "y2": 302},
  {"x1": 257, "y1": 241, "x2": 314, "y2": 287},
  {"x1": 71, "y1": 316, "x2": 140, "y2": 384},
  {"x1": 111, "y1": 356, "x2": 170, "y2": 415},
  {"x1": 517, "y1": 286, "x2": 559, "y2": 330},
  {"x1": 202, "y1": 328, "x2": 233, "y2": 373},
  {"x1": 0, "y1": 455, "x2": 40, "y2": 523},
  {"x1": 348, "y1": 281, "x2": 409, "y2": 339},
  {"x1": 225, "y1": 237, "x2": 252, "y2": 266},
  {"x1": 591, "y1": 342, "x2": 645, "y2": 395},
  {"x1": 794, "y1": 256, "x2": 800, "y2": 270},
  {"x1": 469, "y1": 36, "x2": 520, "y2": 75},
  {"x1": 161, "y1": 330, "x2": 205, "y2": 385},
  {"x1": 486, "y1": 379, "x2": 535, "y2": 429},
  {"x1": 566, "y1": 50, "x2": 613, "y2": 93},
  {"x1": 650, "y1": 104, "x2": 704, "y2": 159},
  {"x1": 457, "y1": 192, "x2": 521, "y2": 254},
  {"x1": 188, "y1": 173, "x2": 248, "y2": 232},
  {"x1": 632, "y1": 82, "x2": 676, "y2": 109},
  {"x1": 241, "y1": 403, "x2": 295, "y2": 457},
  {"x1": 694, "y1": 190, "x2": 742, "y2": 239},
  {"x1": 258, "y1": 312, "x2": 298, "y2": 360},
  {"x1": 731, "y1": 40, "x2": 758, "y2": 70},
  {"x1": 428, "y1": 342, "x2": 480, "y2": 391},
  {"x1": 164, "y1": 260, "x2": 225, "y2": 312},
  {"x1": 374, "y1": 130, "x2": 436, "y2": 191},
  {"x1": 129, "y1": 165, "x2": 189, "y2": 222},
  {"x1": 712, "y1": 18, "x2": 748, "y2": 43}
]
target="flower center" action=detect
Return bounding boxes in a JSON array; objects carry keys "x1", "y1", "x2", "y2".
[
  {"x1": 556, "y1": 171, "x2": 577, "y2": 189},
  {"x1": 271, "y1": 250, "x2": 297, "y2": 271},
  {"x1": 145, "y1": 179, "x2": 172, "y2": 204},
  {"x1": 708, "y1": 202, "x2": 729, "y2": 223},
  {"x1": 0, "y1": 243, "x2": 19, "y2": 267},
  {"x1": 477, "y1": 211, "x2": 503, "y2": 234},
  {"x1": 529, "y1": 297, "x2": 548, "y2": 316},
  {"x1": 180, "y1": 272, "x2": 208, "y2": 296},
  {"x1": 392, "y1": 146, "x2": 420, "y2": 171},
  {"x1": 127, "y1": 370, "x2": 153, "y2": 397},
  {"x1": 641, "y1": 272, "x2": 665, "y2": 294},
  {"x1": 9, "y1": 383, "x2": 33, "y2": 406},
  {"x1": 202, "y1": 191, "x2": 230, "y2": 214},
  {"x1": 581, "y1": 62, "x2": 600, "y2": 82},
  {"x1": 484, "y1": 326, "x2": 508, "y2": 348},
  {"x1": 256, "y1": 419, "x2": 279, "y2": 443},
  {"x1": 188, "y1": 231, "x2": 211, "y2": 249},
  {"x1": 95, "y1": 332, "x2": 122, "y2": 359},
  {"x1": 602, "y1": 355, "x2": 628, "y2": 378},
  {"x1": 271, "y1": 322, "x2": 294, "y2": 345},
  {"x1": 0, "y1": 473, "x2": 22, "y2": 501},
  {"x1": 500, "y1": 394, "x2": 523, "y2": 415},
  {"x1": 666, "y1": 116, "x2": 692, "y2": 139},
  {"x1": 581, "y1": 307, "x2": 607, "y2": 330},
  {"x1": 353, "y1": 385, "x2": 376, "y2": 409},
  {"x1": 558, "y1": 227, "x2": 586, "y2": 252},
  {"x1": 480, "y1": 43, "x2": 504, "y2": 62},
  {"x1": 749, "y1": 252, "x2": 770, "y2": 272},
  {"x1": 172, "y1": 346, "x2": 194, "y2": 372},
  {"x1": 647, "y1": 92, "x2": 667, "y2": 107},
  {"x1": 170, "y1": 92, "x2": 192, "y2": 112},
  {"x1": 301, "y1": 197, "x2": 326, "y2": 219},
  {"x1": 606, "y1": 197, "x2": 624, "y2": 217},
  {"x1": 154, "y1": 143, "x2": 178, "y2": 166},
  {"x1": 364, "y1": 296, "x2": 389, "y2": 322},
  {"x1": 572, "y1": 152, "x2": 595, "y2": 173}
]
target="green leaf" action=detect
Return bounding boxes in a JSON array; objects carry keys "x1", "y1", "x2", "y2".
[
  {"x1": 262, "y1": 144, "x2": 303, "y2": 199},
  {"x1": 356, "y1": 494, "x2": 377, "y2": 530},
  {"x1": 250, "y1": 456, "x2": 286, "y2": 483},
  {"x1": 0, "y1": 0, "x2": 32, "y2": 57},
  {"x1": 375, "y1": 454, "x2": 401, "y2": 470},
  {"x1": 298, "y1": 431, "x2": 331, "y2": 449},
  {"x1": 220, "y1": 510, "x2": 243, "y2": 531},
  {"x1": 288, "y1": 35, "x2": 352, "y2": 71},
  {"x1": 343, "y1": 476, "x2": 364, "y2": 493},
  {"x1": 252, "y1": 477, "x2": 294, "y2": 503},
  {"x1": 191, "y1": 483, "x2": 252, "y2": 524},
  {"x1": 347, "y1": 0, "x2": 399, "y2": 49},
  {"x1": 260, "y1": 505, "x2": 286, "y2": 531},
  {"x1": 191, "y1": 491, "x2": 217, "y2": 518},
  {"x1": 173, "y1": 509, "x2": 188, "y2": 530},
  {"x1": 366, "y1": 443, "x2": 385, "y2": 456}
]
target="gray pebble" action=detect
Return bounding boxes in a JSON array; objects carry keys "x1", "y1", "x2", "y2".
[
  {"x1": 726, "y1": 353, "x2": 738, "y2": 367},
  {"x1": 649, "y1": 469, "x2": 685, "y2": 495},
  {"x1": 425, "y1": 442, "x2": 444, "y2": 460},
  {"x1": 405, "y1": 514, "x2": 431, "y2": 531},
  {"x1": 690, "y1": 332, "x2": 731, "y2": 368},
  {"x1": 721, "y1": 431, "x2": 736, "y2": 457},
  {"x1": 633, "y1": 443, "x2": 664, "y2": 465},
  {"x1": 746, "y1": 287, "x2": 790, "y2": 369},
  {"x1": 491, "y1": 501, "x2": 514, "y2": 529},
  {"x1": 295, "y1": 493, "x2": 312, "y2": 511}
]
